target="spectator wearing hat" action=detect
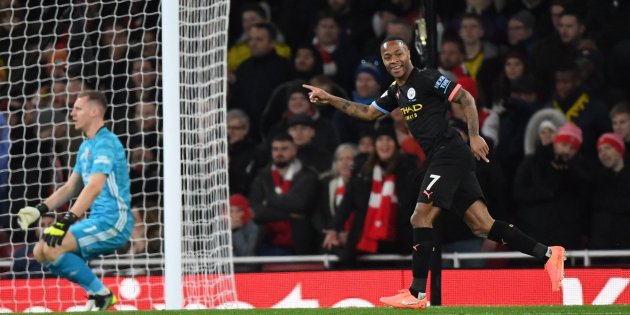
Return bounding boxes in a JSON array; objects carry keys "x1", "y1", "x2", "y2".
[
  {"x1": 546, "y1": 62, "x2": 611, "y2": 163},
  {"x1": 287, "y1": 114, "x2": 332, "y2": 173},
  {"x1": 610, "y1": 103, "x2": 630, "y2": 165},
  {"x1": 589, "y1": 133, "x2": 630, "y2": 254},
  {"x1": 230, "y1": 194, "x2": 262, "y2": 270},
  {"x1": 249, "y1": 133, "x2": 319, "y2": 255},
  {"x1": 538, "y1": 120, "x2": 558, "y2": 147},
  {"x1": 513, "y1": 122, "x2": 591, "y2": 249},
  {"x1": 322, "y1": 123, "x2": 417, "y2": 265},
  {"x1": 333, "y1": 61, "x2": 381, "y2": 144}
]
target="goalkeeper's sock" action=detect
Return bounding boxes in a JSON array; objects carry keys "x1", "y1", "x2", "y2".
[{"x1": 50, "y1": 253, "x2": 106, "y2": 294}]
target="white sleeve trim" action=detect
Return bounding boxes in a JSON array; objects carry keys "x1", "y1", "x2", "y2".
[{"x1": 370, "y1": 101, "x2": 390, "y2": 115}]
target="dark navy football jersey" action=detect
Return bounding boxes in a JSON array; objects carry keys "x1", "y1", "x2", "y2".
[{"x1": 371, "y1": 68, "x2": 462, "y2": 155}]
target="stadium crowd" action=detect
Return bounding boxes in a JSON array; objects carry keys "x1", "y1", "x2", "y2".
[{"x1": 1, "y1": 0, "x2": 630, "y2": 274}]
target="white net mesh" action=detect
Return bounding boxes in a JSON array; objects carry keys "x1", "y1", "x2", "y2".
[
  {"x1": 0, "y1": 0, "x2": 234, "y2": 311},
  {"x1": 179, "y1": 0, "x2": 236, "y2": 308}
]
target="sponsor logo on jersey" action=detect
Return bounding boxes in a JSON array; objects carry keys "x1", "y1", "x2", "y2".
[{"x1": 400, "y1": 103, "x2": 423, "y2": 120}]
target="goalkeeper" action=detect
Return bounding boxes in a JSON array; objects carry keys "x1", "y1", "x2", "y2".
[{"x1": 17, "y1": 90, "x2": 133, "y2": 311}]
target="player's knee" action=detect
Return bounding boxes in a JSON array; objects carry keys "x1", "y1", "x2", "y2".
[
  {"x1": 33, "y1": 243, "x2": 47, "y2": 263},
  {"x1": 42, "y1": 244, "x2": 63, "y2": 261},
  {"x1": 410, "y1": 208, "x2": 435, "y2": 228}
]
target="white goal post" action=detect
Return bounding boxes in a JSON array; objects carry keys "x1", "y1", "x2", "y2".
[{"x1": 163, "y1": 0, "x2": 236, "y2": 309}]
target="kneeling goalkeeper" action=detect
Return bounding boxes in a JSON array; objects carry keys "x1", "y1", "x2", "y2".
[{"x1": 17, "y1": 90, "x2": 133, "y2": 311}]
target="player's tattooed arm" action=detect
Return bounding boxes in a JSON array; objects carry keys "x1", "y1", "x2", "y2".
[
  {"x1": 451, "y1": 88, "x2": 479, "y2": 137},
  {"x1": 303, "y1": 84, "x2": 383, "y2": 121},
  {"x1": 334, "y1": 99, "x2": 383, "y2": 120}
]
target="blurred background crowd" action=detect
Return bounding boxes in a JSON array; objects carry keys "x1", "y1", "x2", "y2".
[{"x1": 2, "y1": 0, "x2": 630, "y2": 274}]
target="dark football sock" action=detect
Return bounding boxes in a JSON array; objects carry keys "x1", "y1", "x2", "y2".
[
  {"x1": 487, "y1": 220, "x2": 548, "y2": 262},
  {"x1": 409, "y1": 227, "x2": 435, "y2": 297}
]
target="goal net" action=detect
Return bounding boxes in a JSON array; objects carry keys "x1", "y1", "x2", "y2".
[{"x1": 0, "y1": 0, "x2": 235, "y2": 312}]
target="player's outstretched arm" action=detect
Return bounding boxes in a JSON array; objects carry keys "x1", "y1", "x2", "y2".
[
  {"x1": 451, "y1": 88, "x2": 490, "y2": 162},
  {"x1": 302, "y1": 84, "x2": 384, "y2": 121}
]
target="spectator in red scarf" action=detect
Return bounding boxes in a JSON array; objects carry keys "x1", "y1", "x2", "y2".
[
  {"x1": 323, "y1": 122, "x2": 418, "y2": 265},
  {"x1": 314, "y1": 143, "x2": 359, "y2": 250},
  {"x1": 249, "y1": 133, "x2": 320, "y2": 255}
]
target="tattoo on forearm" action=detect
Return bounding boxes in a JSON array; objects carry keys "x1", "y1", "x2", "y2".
[
  {"x1": 340, "y1": 100, "x2": 367, "y2": 119},
  {"x1": 456, "y1": 90, "x2": 479, "y2": 136}
]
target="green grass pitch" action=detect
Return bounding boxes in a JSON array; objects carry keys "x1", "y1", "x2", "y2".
[{"x1": 50, "y1": 305, "x2": 630, "y2": 314}]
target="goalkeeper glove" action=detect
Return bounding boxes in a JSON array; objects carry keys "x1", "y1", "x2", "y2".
[
  {"x1": 43, "y1": 212, "x2": 78, "y2": 247},
  {"x1": 17, "y1": 203, "x2": 50, "y2": 231}
]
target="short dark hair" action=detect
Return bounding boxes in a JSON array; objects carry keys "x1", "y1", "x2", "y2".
[
  {"x1": 460, "y1": 13, "x2": 483, "y2": 26},
  {"x1": 559, "y1": 10, "x2": 585, "y2": 25},
  {"x1": 250, "y1": 22, "x2": 277, "y2": 42},
  {"x1": 79, "y1": 90, "x2": 108, "y2": 113},
  {"x1": 316, "y1": 10, "x2": 340, "y2": 27},
  {"x1": 442, "y1": 36, "x2": 466, "y2": 55},
  {"x1": 381, "y1": 36, "x2": 408, "y2": 48},
  {"x1": 271, "y1": 132, "x2": 294, "y2": 145}
]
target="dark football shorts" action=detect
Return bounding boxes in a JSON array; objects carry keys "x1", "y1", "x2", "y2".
[{"x1": 417, "y1": 136, "x2": 486, "y2": 218}]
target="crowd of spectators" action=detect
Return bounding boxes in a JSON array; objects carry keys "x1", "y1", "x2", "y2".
[
  {"x1": 2, "y1": 0, "x2": 630, "y2": 274},
  {"x1": 226, "y1": 0, "x2": 630, "y2": 270}
]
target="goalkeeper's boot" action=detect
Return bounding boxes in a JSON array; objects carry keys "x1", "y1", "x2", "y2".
[
  {"x1": 83, "y1": 295, "x2": 96, "y2": 311},
  {"x1": 544, "y1": 246, "x2": 566, "y2": 292},
  {"x1": 93, "y1": 290, "x2": 117, "y2": 311},
  {"x1": 379, "y1": 289, "x2": 427, "y2": 309}
]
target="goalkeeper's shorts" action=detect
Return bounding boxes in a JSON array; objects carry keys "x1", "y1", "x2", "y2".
[{"x1": 70, "y1": 217, "x2": 134, "y2": 260}]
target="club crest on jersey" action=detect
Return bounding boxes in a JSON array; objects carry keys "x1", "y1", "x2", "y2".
[{"x1": 407, "y1": 87, "x2": 416, "y2": 99}]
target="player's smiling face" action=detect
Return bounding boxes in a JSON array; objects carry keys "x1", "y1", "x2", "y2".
[{"x1": 381, "y1": 40, "x2": 411, "y2": 79}]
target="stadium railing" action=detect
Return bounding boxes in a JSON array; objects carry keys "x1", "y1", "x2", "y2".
[{"x1": 3, "y1": 250, "x2": 630, "y2": 270}]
